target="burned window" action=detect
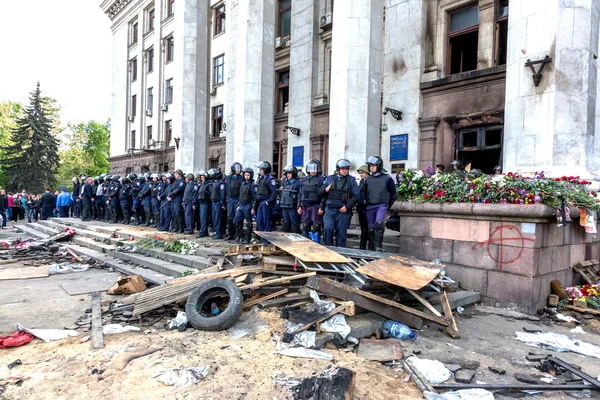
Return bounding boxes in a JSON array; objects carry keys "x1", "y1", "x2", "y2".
[
  {"x1": 456, "y1": 126, "x2": 503, "y2": 174},
  {"x1": 448, "y1": 6, "x2": 479, "y2": 75},
  {"x1": 495, "y1": 0, "x2": 508, "y2": 66}
]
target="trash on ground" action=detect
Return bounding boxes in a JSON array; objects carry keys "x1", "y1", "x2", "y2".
[
  {"x1": 357, "y1": 338, "x2": 404, "y2": 362},
  {"x1": 7, "y1": 359, "x2": 22, "y2": 369},
  {"x1": 555, "y1": 313, "x2": 579, "y2": 324},
  {"x1": 286, "y1": 366, "x2": 355, "y2": 399},
  {"x1": 424, "y1": 389, "x2": 495, "y2": 400},
  {"x1": 0, "y1": 331, "x2": 34, "y2": 348},
  {"x1": 515, "y1": 330, "x2": 600, "y2": 359},
  {"x1": 48, "y1": 263, "x2": 89, "y2": 275},
  {"x1": 153, "y1": 366, "x2": 209, "y2": 388},
  {"x1": 114, "y1": 347, "x2": 162, "y2": 370},
  {"x1": 167, "y1": 311, "x2": 189, "y2": 331},
  {"x1": 16, "y1": 323, "x2": 79, "y2": 343},
  {"x1": 107, "y1": 275, "x2": 146, "y2": 295},
  {"x1": 227, "y1": 307, "x2": 269, "y2": 339},
  {"x1": 102, "y1": 324, "x2": 141, "y2": 335},
  {"x1": 320, "y1": 314, "x2": 351, "y2": 339},
  {"x1": 407, "y1": 356, "x2": 452, "y2": 384},
  {"x1": 274, "y1": 347, "x2": 334, "y2": 360}
]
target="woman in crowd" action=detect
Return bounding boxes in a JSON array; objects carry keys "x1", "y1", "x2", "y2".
[
  {"x1": 19, "y1": 194, "x2": 26, "y2": 220},
  {"x1": 7, "y1": 193, "x2": 13, "y2": 221},
  {"x1": 11, "y1": 194, "x2": 21, "y2": 222}
]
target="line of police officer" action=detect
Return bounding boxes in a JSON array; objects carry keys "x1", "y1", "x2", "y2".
[{"x1": 77, "y1": 155, "x2": 396, "y2": 250}]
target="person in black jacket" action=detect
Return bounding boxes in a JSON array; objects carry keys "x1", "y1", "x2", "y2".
[
  {"x1": 81, "y1": 177, "x2": 94, "y2": 221},
  {"x1": 40, "y1": 188, "x2": 55, "y2": 220},
  {"x1": 0, "y1": 190, "x2": 7, "y2": 228}
]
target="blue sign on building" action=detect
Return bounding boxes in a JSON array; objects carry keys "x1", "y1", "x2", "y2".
[
  {"x1": 390, "y1": 134, "x2": 408, "y2": 161},
  {"x1": 292, "y1": 146, "x2": 304, "y2": 167}
]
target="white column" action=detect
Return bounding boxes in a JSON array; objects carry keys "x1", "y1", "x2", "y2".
[
  {"x1": 328, "y1": 0, "x2": 384, "y2": 173},
  {"x1": 504, "y1": 0, "x2": 599, "y2": 178},
  {"x1": 174, "y1": 0, "x2": 209, "y2": 172},
  {"x1": 381, "y1": 0, "x2": 426, "y2": 169},
  {"x1": 287, "y1": 0, "x2": 319, "y2": 168},
  {"x1": 226, "y1": 0, "x2": 276, "y2": 170}
]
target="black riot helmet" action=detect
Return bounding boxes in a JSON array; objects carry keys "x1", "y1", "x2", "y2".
[
  {"x1": 209, "y1": 167, "x2": 223, "y2": 181},
  {"x1": 112, "y1": 175, "x2": 121, "y2": 182},
  {"x1": 283, "y1": 165, "x2": 298, "y2": 179},
  {"x1": 257, "y1": 161, "x2": 272, "y2": 175},
  {"x1": 104, "y1": 175, "x2": 112, "y2": 182},
  {"x1": 335, "y1": 159, "x2": 351, "y2": 172},
  {"x1": 198, "y1": 170, "x2": 208, "y2": 179},
  {"x1": 230, "y1": 162, "x2": 243, "y2": 174},
  {"x1": 306, "y1": 159, "x2": 322, "y2": 175},
  {"x1": 127, "y1": 173, "x2": 137, "y2": 181},
  {"x1": 367, "y1": 156, "x2": 384, "y2": 173},
  {"x1": 242, "y1": 167, "x2": 254, "y2": 181},
  {"x1": 450, "y1": 160, "x2": 464, "y2": 170},
  {"x1": 493, "y1": 165, "x2": 503, "y2": 174}
]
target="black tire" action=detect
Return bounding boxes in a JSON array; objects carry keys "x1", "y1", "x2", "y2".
[{"x1": 185, "y1": 278, "x2": 243, "y2": 331}]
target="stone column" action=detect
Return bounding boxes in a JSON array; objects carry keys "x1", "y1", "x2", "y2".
[
  {"x1": 328, "y1": 0, "x2": 384, "y2": 173},
  {"x1": 477, "y1": 0, "x2": 495, "y2": 69},
  {"x1": 226, "y1": 0, "x2": 276, "y2": 170},
  {"x1": 174, "y1": 0, "x2": 209, "y2": 172},
  {"x1": 504, "y1": 0, "x2": 600, "y2": 178},
  {"x1": 287, "y1": 0, "x2": 319, "y2": 168},
  {"x1": 381, "y1": 0, "x2": 426, "y2": 169},
  {"x1": 418, "y1": 117, "x2": 441, "y2": 169}
]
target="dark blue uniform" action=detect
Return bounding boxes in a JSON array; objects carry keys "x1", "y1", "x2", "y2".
[
  {"x1": 150, "y1": 180, "x2": 160, "y2": 227},
  {"x1": 138, "y1": 180, "x2": 152, "y2": 225},
  {"x1": 280, "y1": 178, "x2": 301, "y2": 233},
  {"x1": 169, "y1": 177, "x2": 185, "y2": 233},
  {"x1": 71, "y1": 182, "x2": 81, "y2": 217},
  {"x1": 364, "y1": 172, "x2": 396, "y2": 251},
  {"x1": 81, "y1": 182, "x2": 94, "y2": 221},
  {"x1": 321, "y1": 173, "x2": 360, "y2": 248},
  {"x1": 195, "y1": 180, "x2": 212, "y2": 238},
  {"x1": 108, "y1": 182, "x2": 121, "y2": 223},
  {"x1": 225, "y1": 174, "x2": 242, "y2": 240},
  {"x1": 183, "y1": 180, "x2": 196, "y2": 234},
  {"x1": 254, "y1": 174, "x2": 278, "y2": 242},
  {"x1": 233, "y1": 179, "x2": 255, "y2": 243},
  {"x1": 210, "y1": 179, "x2": 226, "y2": 239},
  {"x1": 131, "y1": 179, "x2": 143, "y2": 225},
  {"x1": 159, "y1": 179, "x2": 173, "y2": 231},
  {"x1": 119, "y1": 182, "x2": 133, "y2": 224}
]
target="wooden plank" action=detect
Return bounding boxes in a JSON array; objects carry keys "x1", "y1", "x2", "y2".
[
  {"x1": 307, "y1": 276, "x2": 445, "y2": 330},
  {"x1": 0, "y1": 265, "x2": 49, "y2": 280},
  {"x1": 91, "y1": 291, "x2": 104, "y2": 350},
  {"x1": 254, "y1": 231, "x2": 351, "y2": 263},
  {"x1": 234, "y1": 255, "x2": 244, "y2": 269},
  {"x1": 243, "y1": 289, "x2": 288, "y2": 309},
  {"x1": 356, "y1": 255, "x2": 441, "y2": 290},
  {"x1": 407, "y1": 289, "x2": 443, "y2": 317},
  {"x1": 440, "y1": 291, "x2": 460, "y2": 339},
  {"x1": 61, "y1": 280, "x2": 114, "y2": 295},
  {"x1": 239, "y1": 272, "x2": 316, "y2": 290},
  {"x1": 323, "y1": 298, "x2": 356, "y2": 316},
  {"x1": 567, "y1": 305, "x2": 600, "y2": 316},
  {"x1": 66, "y1": 248, "x2": 84, "y2": 262},
  {"x1": 285, "y1": 302, "x2": 354, "y2": 338},
  {"x1": 215, "y1": 256, "x2": 225, "y2": 271},
  {"x1": 258, "y1": 293, "x2": 312, "y2": 309},
  {"x1": 166, "y1": 266, "x2": 264, "y2": 285},
  {"x1": 0, "y1": 257, "x2": 43, "y2": 265}
]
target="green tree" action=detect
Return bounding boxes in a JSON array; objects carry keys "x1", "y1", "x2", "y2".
[
  {"x1": 4, "y1": 83, "x2": 60, "y2": 193},
  {"x1": 56, "y1": 120, "x2": 111, "y2": 188},
  {"x1": 0, "y1": 101, "x2": 22, "y2": 187}
]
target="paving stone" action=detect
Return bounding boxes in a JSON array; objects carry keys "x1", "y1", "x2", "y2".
[
  {"x1": 445, "y1": 364, "x2": 462, "y2": 373},
  {"x1": 454, "y1": 370, "x2": 475, "y2": 384},
  {"x1": 514, "y1": 373, "x2": 544, "y2": 384},
  {"x1": 461, "y1": 360, "x2": 480, "y2": 370},
  {"x1": 488, "y1": 366, "x2": 506, "y2": 375}
]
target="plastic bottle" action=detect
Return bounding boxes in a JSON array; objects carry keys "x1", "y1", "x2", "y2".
[{"x1": 383, "y1": 320, "x2": 417, "y2": 341}]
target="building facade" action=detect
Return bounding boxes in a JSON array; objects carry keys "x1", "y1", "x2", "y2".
[{"x1": 101, "y1": 0, "x2": 600, "y2": 180}]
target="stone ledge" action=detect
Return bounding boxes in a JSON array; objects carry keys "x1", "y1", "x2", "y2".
[{"x1": 391, "y1": 201, "x2": 555, "y2": 219}]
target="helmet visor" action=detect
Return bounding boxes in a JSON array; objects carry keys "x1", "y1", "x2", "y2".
[
  {"x1": 306, "y1": 163, "x2": 318, "y2": 173},
  {"x1": 367, "y1": 156, "x2": 380, "y2": 165}
]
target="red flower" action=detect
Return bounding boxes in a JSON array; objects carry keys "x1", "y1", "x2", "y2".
[
  {"x1": 424, "y1": 194, "x2": 429, "y2": 199},
  {"x1": 554, "y1": 178, "x2": 561, "y2": 181}
]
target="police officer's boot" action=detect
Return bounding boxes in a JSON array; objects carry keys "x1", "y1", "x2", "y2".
[
  {"x1": 178, "y1": 213, "x2": 185, "y2": 233},
  {"x1": 226, "y1": 219, "x2": 235, "y2": 241},
  {"x1": 235, "y1": 222, "x2": 244, "y2": 243},
  {"x1": 300, "y1": 223, "x2": 311, "y2": 238},
  {"x1": 359, "y1": 231, "x2": 368, "y2": 250},
  {"x1": 374, "y1": 221, "x2": 385, "y2": 252},
  {"x1": 244, "y1": 221, "x2": 253, "y2": 244},
  {"x1": 152, "y1": 212, "x2": 159, "y2": 228},
  {"x1": 313, "y1": 224, "x2": 322, "y2": 244},
  {"x1": 368, "y1": 229, "x2": 376, "y2": 251},
  {"x1": 170, "y1": 212, "x2": 179, "y2": 233},
  {"x1": 123, "y1": 210, "x2": 130, "y2": 225},
  {"x1": 144, "y1": 208, "x2": 151, "y2": 226}
]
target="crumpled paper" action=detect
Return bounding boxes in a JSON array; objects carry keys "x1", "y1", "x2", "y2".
[
  {"x1": 103, "y1": 324, "x2": 141, "y2": 335},
  {"x1": 153, "y1": 366, "x2": 209, "y2": 388},
  {"x1": 320, "y1": 314, "x2": 351, "y2": 339},
  {"x1": 515, "y1": 330, "x2": 600, "y2": 359}
]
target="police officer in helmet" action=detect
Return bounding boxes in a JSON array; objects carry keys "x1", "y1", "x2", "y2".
[
  {"x1": 280, "y1": 165, "x2": 301, "y2": 234},
  {"x1": 254, "y1": 161, "x2": 278, "y2": 243},
  {"x1": 194, "y1": 170, "x2": 212, "y2": 238},
  {"x1": 320, "y1": 159, "x2": 360, "y2": 248},
  {"x1": 233, "y1": 167, "x2": 256, "y2": 244},
  {"x1": 225, "y1": 162, "x2": 243, "y2": 240},
  {"x1": 364, "y1": 156, "x2": 396, "y2": 251},
  {"x1": 298, "y1": 159, "x2": 326, "y2": 243}
]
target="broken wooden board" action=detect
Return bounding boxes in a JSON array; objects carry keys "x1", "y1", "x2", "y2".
[
  {"x1": 306, "y1": 276, "x2": 447, "y2": 330},
  {"x1": 357, "y1": 338, "x2": 404, "y2": 362},
  {"x1": 244, "y1": 288, "x2": 288, "y2": 309},
  {"x1": 356, "y1": 255, "x2": 441, "y2": 290},
  {"x1": 254, "y1": 231, "x2": 351, "y2": 263},
  {"x1": 166, "y1": 266, "x2": 264, "y2": 285},
  {"x1": 91, "y1": 291, "x2": 104, "y2": 350},
  {"x1": 573, "y1": 260, "x2": 600, "y2": 285},
  {"x1": 61, "y1": 280, "x2": 114, "y2": 296},
  {"x1": 0, "y1": 265, "x2": 49, "y2": 280},
  {"x1": 258, "y1": 293, "x2": 312, "y2": 309},
  {"x1": 440, "y1": 291, "x2": 460, "y2": 339}
]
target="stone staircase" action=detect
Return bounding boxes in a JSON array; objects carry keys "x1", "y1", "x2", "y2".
[{"x1": 17, "y1": 218, "x2": 225, "y2": 285}]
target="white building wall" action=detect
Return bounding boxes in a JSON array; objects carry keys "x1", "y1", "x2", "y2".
[{"x1": 109, "y1": 25, "x2": 129, "y2": 157}]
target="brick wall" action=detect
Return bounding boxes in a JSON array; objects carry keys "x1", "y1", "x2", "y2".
[{"x1": 392, "y1": 202, "x2": 600, "y2": 313}]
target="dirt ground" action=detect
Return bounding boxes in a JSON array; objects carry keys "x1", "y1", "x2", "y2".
[{"x1": 3, "y1": 223, "x2": 600, "y2": 399}]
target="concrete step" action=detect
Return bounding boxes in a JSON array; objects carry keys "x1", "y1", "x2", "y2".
[
  {"x1": 65, "y1": 244, "x2": 172, "y2": 285},
  {"x1": 38, "y1": 219, "x2": 124, "y2": 246},
  {"x1": 14, "y1": 224, "x2": 51, "y2": 239},
  {"x1": 25, "y1": 222, "x2": 62, "y2": 236},
  {"x1": 49, "y1": 217, "x2": 224, "y2": 258},
  {"x1": 345, "y1": 237, "x2": 400, "y2": 253}
]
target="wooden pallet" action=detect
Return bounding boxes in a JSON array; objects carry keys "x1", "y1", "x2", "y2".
[
  {"x1": 573, "y1": 259, "x2": 600, "y2": 285},
  {"x1": 227, "y1": 244, "x2": 279, "y2": 256}
]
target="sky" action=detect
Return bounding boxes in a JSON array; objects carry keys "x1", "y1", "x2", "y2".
[{"x1": 0, "y1": 0, "x2": 112, "y2": 125}]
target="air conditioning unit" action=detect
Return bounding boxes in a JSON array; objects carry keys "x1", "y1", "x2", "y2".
[
  {"x1": 210, "y1": 86, "x2": 217, "y2": 96},
  {"x1": 146, "y1": 109, "x2": 153, "y2": 117},
  {"x1": 127, "y1": 115, "x2": 135, "y2": 122},
  {"x1": 320, "y1": 12, "x2": 332, "y2": 28},
  {"x1": 275, "y1": 36, "x2": 282, "y2": 48},
  {"x1": 161, "y1": 104, "x2": 169, "y2": 111}
]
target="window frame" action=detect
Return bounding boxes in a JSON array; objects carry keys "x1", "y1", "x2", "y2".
[
  {"x1": 494, "y1": 0, "x2": 509, "y2": 66},
  {"x1": 147, "y1": 87, "x2": 153, "y2": 111},
  {"x1": 214, "y1": 4, "x2": 226, "y2": 36},
  {"x1": 147, "y1": 125, "x2": 153, "y2": 143},
  {"x1": 148, "y1": 8, "x2": 155, "y2": 32},
  {"x1": 131, "y1": 21, "x2": 139, "y2": 44},
  {"x1": 167, "y1": 0, "x2": 175, "y2": 17},
  {"x1": 166, "y1": 36, "x2": 174, "y2": 63},
  {"x1": 131, "y1": 130, "x2": 136, "y2": 149},
  {"x1": 165, "y1": 119, "x2": 173, "y2": 145},
  {"x1": 212, "y1": 105, "x2": 223, "y2": 138},
  {"x1": 213, "y1": 54, "x2": 225, "y2": 86},
  {"x1": 147, "y1": 47, "x2": 154, "y2": 73},
  {"x1": 446, "y1": 4, "x2": 480, "y2": 75},
  {"x1": 277, "y1": 69, "x2": 290, "y2": 113},
  {"x1": 131, "y1": 58, "x2": 138, "y2": 82},
  {"x1": 165, "y1": 78, "x2": 173, "y2": 104},
  {"x1": 131, "y1": 94, "x2": 137, "y2": 117},
  {"x1": 278, "y1": 0, "x2": 291, "y2": 38}
]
